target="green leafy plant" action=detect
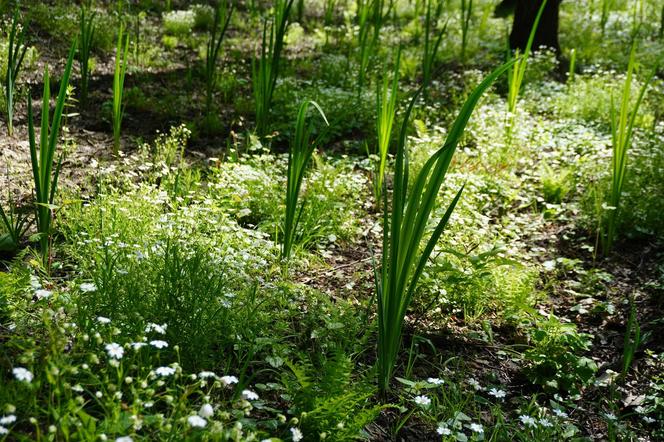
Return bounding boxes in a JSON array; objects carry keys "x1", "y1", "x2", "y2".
[
  {"x1": 600, "y1": 43, "x2": 654, "y2": 254},
  {"x1": 282, "y1": 100, "x2": 329, "y2": 261},
  {"x1": 3, "y1": 8, "x2": 28, "y2": 136},
  {"x1": 622, "y1": 296, "x2": 646, "y2": 379},
  {"x1": 460, "y1": 0, "x2": 473, "y2": 62},
  {"x1": 252, "y1": 0, "x2": 294, "y2": 137},
  {"x1": 373, "y1": 49, "x2": 400, "y2": 204},
  {"x1": 204, "y1": 0, "x2": 233, "y2": 117},
  {"x1": 524, "y1": 314, "x2": 597, "y2": 395},
  {"x1": 376, "y1": 60, "x2": 514, "y2": 394},
  {"x1": 28, "y1": 42, "x2": 77, "y2": 268},
  {"x1": 356, "y1": 0, "x2": 387, "y2": 95},
  {"x1": 112, "y1": 23, "x2": 129, "y2": 155},
  {"x1": 78, "y1": 5, "x2": 97, "y2": 107},
  {"x1": 422, "y1": 0, "x2": 446, "y2": 97}
]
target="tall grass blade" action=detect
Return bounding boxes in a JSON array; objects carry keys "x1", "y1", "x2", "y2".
[
  {"x1": 28, "y1": 42, "x2": 77, "y2": 268},
  {"x1": 374, "y1": 49, "x2": 400, "y2": 204},
  {"x1": 78, "y1": 5, "x2": 97, "y2": 107},
  {"x1": 376, "y1": 59, "x2": 515, "y2": 394},
  {"x1": 282, "y1": 101, "x2": 329, "y2": 261},
  {"x1": 4, "y1": 8, "x2": 28, "y2": 136},
  {"x1": 205, "y1": 0, "x2": 234, "y2": 117},
  {"x1": 112, "y1": 23, "x2": 130, "y2": 155}
]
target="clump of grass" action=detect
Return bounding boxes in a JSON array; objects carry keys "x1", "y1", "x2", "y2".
[
  {"x1": 112, "y1": 23, "x2": 129, "y2": 155},
  {"x1": 599, "y1": 43, "x2": 654, "y2": 255},
  {"x1": 356, "y1": 0, "x2": 388, "y2": 95},
  {"x1": 253, "y1": 0, "x2": 294, "y2": 137},
  {"x1": 376, "y1": 60, "x2": 514, "y2": 394},
  {"x1": 78, "y1": 5, "x2": 97, "y2": 107},
  {"x1": 3, "y1": 8, "x2": 28, "y2": 136},
  {"x1": 374, "y1": 49, "x2": 400, "y2": 204},
  {"x1": 282, "y1": 100, "x2": 329, "y2": 261},
  {"x1": 204, "y1": 0, "x2": 233, "y2": 117},
  {"x1": 422, "y1": 0, "x2": 446, "y2": 97},
  {"x1": 0, "y1": 180, "x2": 31, "y2": 253},
  {"x1": 28, "y1": 42, "x2": 77, "y2": 268}
]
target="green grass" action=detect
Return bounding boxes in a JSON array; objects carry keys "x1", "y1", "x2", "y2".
[
  {"x1": 204, "y1": 0, "x2": 233, "y2": 117},
  {"x1": 28, "y1": 41, "x2": 76, "y2": 268},
  {"x1": 600, "y1": 43, "x2": 654, "y2": 254},
  {"x1": 282, "y1": 100, "x2": 329, "y2": 261},
  {"x1": 374, "y1": 49, "x2": 400, "y2": 204},
  {"x1": 78, "y1": 5, "x2": 96, "y2": 107},
  {"x1": 376, "y1": 59, "x2": 515, "y2": 394},
  {"x1": 3, "y1": 8, "x2": 28, "y2": 137},
  {"x1": 422, "y1": 0, "x2": 446, "y2": 97},
  {"x1": 112, "y1": 23, "x2": 129, "y2": 155}
]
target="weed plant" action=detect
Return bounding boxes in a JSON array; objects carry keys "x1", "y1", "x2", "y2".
[
  {"x1": 112, "y1": 23, "x2": 129, "y2": 155},
  {"x1": 28, "y1": 42, "x2": 77, "y2": 268},
  {"x1": 3, "y1": 8, "x2": 27, "y2": 136},
  {"x1": 376, "y1": 59, "x2": 514, "y2": 394},
  {"x1": 282, "y1": 100, "x2": 328, "y2": 261}
]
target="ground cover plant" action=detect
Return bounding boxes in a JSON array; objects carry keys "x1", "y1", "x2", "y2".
[{"x1": 1, "y1": 1, "x2": 663, "y2": 441}]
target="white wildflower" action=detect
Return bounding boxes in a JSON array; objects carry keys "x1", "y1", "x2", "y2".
[
  {"x1": 97, "y1": 316, "x2": 111, "y2": 324},
  {"x1": 437, "y1": 424, "x2": 451, "y2": 435},
  {"x1": 488, "y1": 388, "x2": 506, "y2": 399},
  {"x1": 520, "y1": 415, "x2": 537, "y2": 427},
  {"x1": 470, "y1": 423, "x2": 484, "y2": 433},
  {"x1": 35, "y1": 289, "x2": 52, "y2": 300},
  {"x1": 0, "y1": 415, "x2": 16, "y2": 425},
  {"x1": 150, "y1": 340, "x2": 168, "y2": 349},
  {"x1": 105, "y1": 343, "x2": 124, "y2": 360},
  {"x1": 198, "y1": 404, "x2": 214, "y2": 418},
  {"x1": 155, "y1": 366, "x2": 175, "y2": 377},
  {"x1": 413, "y1": 395, "x2": 431, "y2": 407},
  {"x1": 220, "y1": 375, "x2": 238, "y2": 386},
  {"x1": 427, "y1": 377, "x2": 444, "y2": 385},
  {"x1": 80, "y1": 283, "x2": 97, "y2": 292},
  {"x1": 187, "y1": 415, "x2": 207, "y2": 428},
  {"x1": 242, "y1": 389, "x2": 259, "y2": 400},
  {"x1": 290, "y1": 427, "x2": 303, "y2": 442},
  {"x1": 12, "y1": 367, "x2": 33, "y2": 383}
]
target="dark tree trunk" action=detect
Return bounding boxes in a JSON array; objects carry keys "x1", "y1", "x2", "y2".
[{"x1": 510, "y1": 0, "x2": 562, "y2": 53}]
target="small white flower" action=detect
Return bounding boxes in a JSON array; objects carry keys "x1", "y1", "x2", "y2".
[
  {"x1": 290, "y1": 427, "x2": 303, "y2": 442},
  {"x1": 198, "y1": 404, "x2": 214, "y2": 418},
  {"x1": 470, "y1": 423, "x2": 484, "y2": 433},
  {"x1": 634, "y1": 406, "x2": 646, "y2": 414},
  {"x1": 145, "y1": 323, "x2": 167, "y2": 334},
  {"x1": 143, "y1": 401, "x2": 154, "y2": 409},
  {"x1": 96, "y1": 391, "x2": 103, "y2": 398},
  {"x1": 35, "y1": 289, "x2": 52, "y2": 300},
  {"x1": 643, "y1": 416, "x2": 655, "y2": 424},
  {"x1": 155, "y1": 366, "x2": 175, "y2": 377},
  {"x1": 242, "y1": 389, "x2": 259, "y2": 400},
  {"x1": 413, "y1": 395, "x2": 431, "y2": 407},
  {"x1": 468, "y1": 378, "x2": 482, "y2": 391},
  {"x1": 80, "y1": 283, "x2": 97, "y2": 292},
  {"x1": 150, "y1": 340, "x2": 168, "y2": 349},
  {"x1": 605, "y1": 412, "x2": 617, "y2": 421},
  {"x1": 0, "y1": 426, "x2": 8, "y2": 435},
  {"x1": 539, "y1": 418, "x2": 553, "y2": 427},
  {"x1": 12, "y1": 367, "x2": 33, "y2": 383},
  {"x1": 198, "y1": 371, "x2": 216, "y2": 379},
  {"x1": 0, "y1": 415, "x2": 16, "y2": 425},
  {"x1": 220, "y1": 375, "x2": 238, "y2": 386},
  {"x1": 105, "y1": 343, "x2": 124, "y2": 360},
  {"x1": 437, "y1": 424, "x2": 451, "y2": 435},
  {"x1": 488, "y1": 388, "x2": 506, "y2": 399},
  {"x1": 187, "y1": 415, "x2": 207, "y2": 428},
  {"x1": 520, "y1": 415, "x2": 537, "y2": 427},
  {"x1": 553, "y1": 409, "x2": 568, "y2": 419},
  {"x1": 97, "y1": 316, "x2": 111, "y2": 324},
  {"x1": 131, "y1": 342, "x2": 147, "y2": 350},
  {"x1": 427, "y1": 377, "x2": 444, "y2": 385},
  {"x1": 116, "y1": 437, "x2": 133, "y2": 442}
]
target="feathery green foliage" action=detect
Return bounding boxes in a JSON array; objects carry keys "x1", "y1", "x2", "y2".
[
  {"x1": 601, "y1": 44, "x2": 654, "y2": 254},
  {"x1": 282, "y1": 100, "x2": 329, "y2": 261},
  {"x1": 252, "y1": 0, "x2": 294, "y2": 137},
  {"x1": 112, "y1": 23, "x2": 129, "y2": 155},
  {"x1": 422, "y1": 0, "x2": 446, "y2": 96},
  {"x1": 28, "y1": 42, "x2": 77, "y2": 268},
  {"x1": 376, "y1": 60, "x2": 515, "y2": 394},
  {"x1": 374, "y1": 49, "x2": 400, "y2": 203},
  {"x1": 78, "y1": 5, "x2": 97, "y2": 107},
  {"x1": 3, "y1": 8, "x2": 28, "y2": 136},
  {"x1": 205, "y1": 0, "x2": 233, "y2": 117}
]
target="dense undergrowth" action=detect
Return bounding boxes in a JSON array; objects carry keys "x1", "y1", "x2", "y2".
[{"x1": 1, "y1": 0, "x2": 664, "y2": 441}]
